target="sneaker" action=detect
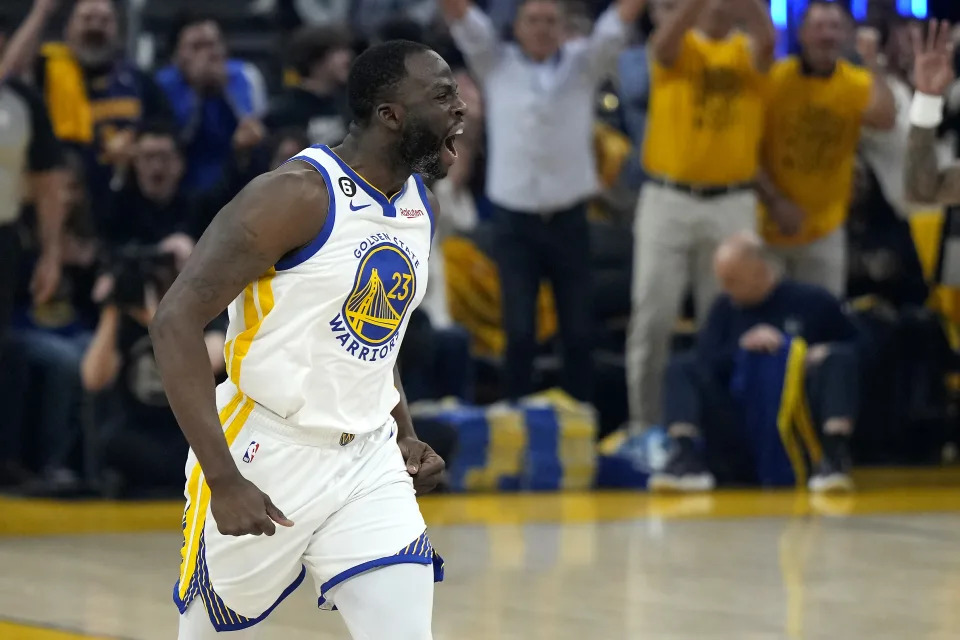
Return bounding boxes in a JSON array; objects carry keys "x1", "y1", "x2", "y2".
[
  {"x1": 808, "y1": 436, "x2": 854, "y2": 493},
  {"x1": 648, "y1": 437, "x2": 715, "y2": 492}
]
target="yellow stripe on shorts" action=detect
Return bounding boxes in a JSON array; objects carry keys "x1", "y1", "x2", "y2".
[{"x1": 178, "y1": 392, "x2": 254, "y2": 602}]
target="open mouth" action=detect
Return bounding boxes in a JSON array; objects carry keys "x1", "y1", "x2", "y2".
[{"x1": 442, "y1": 124, "x2": 465, "y2": 159}]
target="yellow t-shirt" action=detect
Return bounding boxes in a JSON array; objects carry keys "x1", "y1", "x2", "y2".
[
  {"x1": 760, "y1": 57, "x2": 873, "y2": 246},
  {"x1": 642, "y1": 31, "x2": 766, "y2": 185}
]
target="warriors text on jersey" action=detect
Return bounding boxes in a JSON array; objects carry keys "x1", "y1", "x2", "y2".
[{"x1": 219, "y1": 145, "x2": 435, "y2": 433}]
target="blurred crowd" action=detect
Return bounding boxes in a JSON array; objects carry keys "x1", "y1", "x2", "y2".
[{"x1": 1, "y1": 0, "x2": 959, "y2": 497}]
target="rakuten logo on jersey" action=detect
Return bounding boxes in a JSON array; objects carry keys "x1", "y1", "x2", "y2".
[{"x1": 400, "y1": 208, "x2": 424, "y2": 219}]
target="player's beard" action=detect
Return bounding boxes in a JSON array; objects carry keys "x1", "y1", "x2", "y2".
[{"x1": 397, "y1": 113, "x2": 446, "y2": 180}]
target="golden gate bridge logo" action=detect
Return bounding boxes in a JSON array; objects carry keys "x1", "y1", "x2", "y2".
[
  {"x1": 345, "y1": 267, "x2": 401, "y2": 334},
  {"x1": 343, "y1": 244, "x2": 416, "y2": 346}
]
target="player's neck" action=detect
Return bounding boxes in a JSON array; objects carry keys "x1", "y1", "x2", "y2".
[{"x1": 333, "y1": 133, "x2": 409, "y2": 199}]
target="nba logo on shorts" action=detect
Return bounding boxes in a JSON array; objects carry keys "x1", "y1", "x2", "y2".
[{"x1": 243, "y1": 441, "x2": 260, "y2": 463}]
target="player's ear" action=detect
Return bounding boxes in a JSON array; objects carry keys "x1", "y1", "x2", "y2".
[{"x1": 376, "y1": 103, "x2": 403, "y2": 132}]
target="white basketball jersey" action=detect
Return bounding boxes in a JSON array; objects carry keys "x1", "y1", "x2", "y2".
[{"x1": 218, "y1": 145, "x2": 434, "y2": 433}]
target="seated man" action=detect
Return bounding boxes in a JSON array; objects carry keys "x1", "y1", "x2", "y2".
[
  {"x1": 0, "y1": 152, "x2": 99, "y2": 493},
  {"x1": 650, "y1": 232, "x2": 859, "y2": 493}
]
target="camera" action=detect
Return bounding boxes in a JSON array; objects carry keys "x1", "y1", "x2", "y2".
[{"x1": 106, "y1": 244, "x2": 177, "y2": 309}]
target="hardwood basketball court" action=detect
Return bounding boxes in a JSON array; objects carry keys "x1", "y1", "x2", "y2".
[{"x1": 2, "y1": 472, "x2": 960, "y2": 639}]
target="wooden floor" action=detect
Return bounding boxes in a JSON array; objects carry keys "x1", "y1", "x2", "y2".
[{"x1": 3, "y1": 471, "x2": 960, "y2": 639}]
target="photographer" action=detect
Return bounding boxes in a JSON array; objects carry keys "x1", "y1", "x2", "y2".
[{"x1": 82, "y1": 246, "x2": 226, "y2": 495}]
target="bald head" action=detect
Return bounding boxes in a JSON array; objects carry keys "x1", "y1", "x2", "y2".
[
  {"x1": 715, "y1": 231, "x2": 765, "y2": 270},
  {"x1": 714, "y1": 232, "x2": 777, "y2": 307}
]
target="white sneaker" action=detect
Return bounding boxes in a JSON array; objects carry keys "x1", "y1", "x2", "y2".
[
  {"x1": 648, "y1": 471, "x2": 716, "y2": 492},
  {"x1": 808, "y1": 472, "x2": 854, "y2": 493}
]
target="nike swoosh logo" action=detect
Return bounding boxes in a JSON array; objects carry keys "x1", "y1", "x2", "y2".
[{"x1": 349, "y1": 201, "x2": 371, "y2": 211}]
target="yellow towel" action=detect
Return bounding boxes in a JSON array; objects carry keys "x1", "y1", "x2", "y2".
[
  {"x1": 777, "y1": 338, "x2": 822, "y2": 487},
  {"x1": 593, "y1": 121, "x2": 632, "y2": 189},
  {"x1": 443, "y1": 236, "x2": 557, "y2": 358},
  {"x1": 41, "y1": 43, "x2": 94, "y2": 144}
]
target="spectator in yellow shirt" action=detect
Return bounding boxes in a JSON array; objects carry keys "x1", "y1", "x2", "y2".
[
  {"x1": 758, "y1": 0, "x2": 896, "y2": 297},
  {"x1": 625, "y1": 0, "x2": 775, "y2": 432}
]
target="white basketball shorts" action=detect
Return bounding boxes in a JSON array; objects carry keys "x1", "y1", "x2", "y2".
[{"x1": 172, "y1": 382, "x2": 444, "y2": 632}]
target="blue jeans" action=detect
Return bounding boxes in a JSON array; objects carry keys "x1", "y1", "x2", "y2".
[{"x1": 0, "y1": 329, "x2": 91, "y2": 472}]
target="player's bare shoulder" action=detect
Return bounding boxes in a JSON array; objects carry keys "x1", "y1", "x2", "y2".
[
  {"x1": 156, "y1": 159, "x2": 332, "y2": 321},
  {"x1": 260, "y1": 160, "x2": 331, "y2": 227},
  {"x1": 272, "y1": 158, "x2": 329, "y2": 197},
  {"x1": 207, "y1": 160, "x2": 331, "y2": 264}
]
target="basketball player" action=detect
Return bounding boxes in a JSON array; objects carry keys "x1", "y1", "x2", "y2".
[
  {"x1": 150, "y1": 40, "x2": 466, "y2": 639},
  {"x1": 905, "y1": 20, "x2": 959, "y2": 206}
]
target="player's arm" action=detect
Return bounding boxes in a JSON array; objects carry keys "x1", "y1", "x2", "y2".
[
  {"x1": 393, "y1": 364, "x2": 445, "y2": 494},
  {"x1": 392, "y1": 189, "x2": 445, "y2": 494},
  {"x1": 736, "y1": 0, "x2": 776, "y2": 73},
  {"x1": 392, "y1": 364, "x2": 417, "y2": 443},
  {"x1": 650, "y1": 0, "x2": 709, "y2": 68},
  {"x1": 151, "y1": 164, "x2": 326, "y2": 535},
  {"x1": 905, "y1": 20, "x2": 960, "y2": 205}
]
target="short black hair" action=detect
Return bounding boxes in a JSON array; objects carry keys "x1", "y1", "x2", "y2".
[
  {"x1": 347, "y1": 39, "x2": 433, "y2": 126},
  {"x1": 136, "y1": 120, "x2": 184, "y2": 155},
  {"x1": 168, "y1": 10, "x2": 219, "y2": 54},
  {"x1": 288, "y1": 25, "x2": 354, "y2": 77}
]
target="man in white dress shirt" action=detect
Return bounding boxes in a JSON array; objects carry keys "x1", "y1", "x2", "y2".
[{"x1": 440, "y1": 0, "x2": 645, "y2": 402}]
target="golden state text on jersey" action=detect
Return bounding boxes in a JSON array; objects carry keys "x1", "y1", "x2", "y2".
[{"x1": 218, "y1": 145, "x2": 434, "y2": 434}]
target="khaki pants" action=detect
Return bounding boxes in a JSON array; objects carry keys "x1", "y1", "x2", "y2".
[
  {"x1": 625, "y1": 182, "x2": 757, "y2": 428},
  {"x1": 768, "y1": 227, "x2": 847, "y2": 298}
]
